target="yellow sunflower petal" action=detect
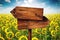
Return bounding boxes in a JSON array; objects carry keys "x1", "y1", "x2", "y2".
[
  {"x1": 32, "y1": 37, "x2": 39, "y2": 40},
  {"x1": 6, "y1": 32, "x2": 14, "y2": 39},
  {"x1": 0, "y1": 37, "x2": 5, "y2": 40},
  {"x1": 51, "y1": 30, "x2": 56, "y2": 37},
  {"x1": 19, "y1": 35, "x2": 28, "y2": 40},
  {"x1": 15, "y1": 32, "x2": 21, "y2": 38}
]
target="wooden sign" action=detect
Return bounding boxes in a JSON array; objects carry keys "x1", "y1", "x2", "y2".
[
  {"x1": 10, "y1": 6, "x2": 49, "y2": 40},
  {"x1": 18, "y1": 16, "x2": 49, "y2": 29},
  {"x1": 11, "y1": 6, "x2": 43, "y2": 20}
]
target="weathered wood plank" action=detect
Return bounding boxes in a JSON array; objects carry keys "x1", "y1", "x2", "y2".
[
  {"x1": 18, "y1": 16, "x2": 49, "y2": 29},
  {"x1": 11, "y1": 6, "x2": 43, "y2": 20}
]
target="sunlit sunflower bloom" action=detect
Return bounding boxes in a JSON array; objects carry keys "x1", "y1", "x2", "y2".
[
  {"x1": 2, "y1": 26, "x2": 9, "y2": 31},
  {"x1": 6, "y1": 32, "x2": 14, "y2": 39},
  {"x1": 51, "y1": 30, "x2": 56, "y2": 37},
  {"x1": 18, "y1": 35, "x2": 28, "y2": 40},
  {"x1": 50, "y1": 21, "x2": 58, "y2": 27},
  {"x1": 8, "y1": 23, "x2": 12, "y2": 26},
  {"x1": 2, "y1": 26, "x2": 5, "y2": 31},
  {"x1": 54, "y1": 22, "x2": 58, "y2": 27},
  {"x1": 49, "y1": 27, "x2": 53, "y2": 31},
  {"x1": 33, "y1": 29, "x2": 38, "y2": 33},
  {"x1": 55, "y1": 26, "x2": 60, "y2": 31},
  {"x1": 42, "y1": 28, "x2": 46, "y2": 34},
  {"x1": 32, "y1": 37, "x2": 39, "y2": 40},
  {"x1": 0, "y1": 16, "x2": 1, "y2": 18},
  {"x1": 6, "y1": 20, "x2": 9, "y2": 23},
  {"x1": 13, "y1": 26, "x2": 17, "y2": 29},
  {"x1": 15, "y1": 32, "x2": 21, "y2": 38},
  {"x1": 32, "y1": 28, "x2": 41, "y2": 34},
  {"x1": 0, "y1": 37, "x2": 5, "y2": 40},
  {"x1": 0, "y1": 33, "x2": 5, "y2": 40},
  {"x1": 11, "y1": 22, "x2": 15, "y2": 25},
  {"x1": 5, "y1": 28, "x2": 11, "y2": 34},
  {"x1": 50, "y1": 21, "x2": 55, "y2": 26}
]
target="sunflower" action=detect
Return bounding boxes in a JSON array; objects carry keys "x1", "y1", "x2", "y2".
[
  {"x1": 0, "y1": 33, "x2": 5, "y2": 40},
  {"x1": 55, "y1": 26, "x2": 59, "y2": 30},
  {"x1": 51, "y1": 30, "x2": 56, "y2": 37},
  {"x1": 50, "y1": 21, "x2": 55, "y2": 26},
  {"x1": 6, "y1": 20, "x2": 9, "y2": 23},
  {"x1": 6, "y1": 32, "x2": 14, "y2": 39},
  {"x1": 32, "y1": 37, "x2": 39, "y2": 40},
  {"x1": 18, "y1": 35, "x2": 28, "y2": 40},
  {"x1": 42, "y1": 28, "x2": 46, "y2": 34},
  {"x1": 15, "y1": 32, "x2": 21, "y2": 38},
  {"x1": 32, "y1": 29, "x2": 37, "y2": 33},
  {"x1": 0, "y1": 37, "x2": 5, "y2": 40},
  {"x1": 5, "y1": 28, "x2": 12, "y2": 34},
  {"x1": 2, "y1": 26, "x2": 9, "y2": 31},
  {"x1": 2, "y1": 26, "x2": 5, "y2": 31},
  {"x1": 14, "y1": 24, "x2": 18, "y2": 30},
  {"x1": 49, "y1": 26, "x2": 55, "y2": 32},
  {"x1": 0, "y1": 16, "x2": 1, "y2": 18}
]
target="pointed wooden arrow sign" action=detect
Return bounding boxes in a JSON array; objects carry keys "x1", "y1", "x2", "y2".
[{"x1": 11, "y1": 6, "x2": 49, "y2": 40}]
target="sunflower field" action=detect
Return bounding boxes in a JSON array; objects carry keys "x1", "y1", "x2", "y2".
[{"x1": 0, "y1": 14, "x2": 60, "y2": 40}]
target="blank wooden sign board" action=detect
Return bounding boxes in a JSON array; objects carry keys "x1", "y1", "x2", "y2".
[{"x1": 11, "y1": 6, "x2": 49, "y2": 40}]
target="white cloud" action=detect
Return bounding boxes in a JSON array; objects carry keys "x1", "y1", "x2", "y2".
[
  {"x1": 16, "y1": 0, "x2": 33, "y2": 7},
  {"x1": 0, "y1": 7, "x2": 14, "y2": 13},
  {"x1": 5, "y1": 0, "x2": 11, "y2": 3},
  {"x1": 19, "y1": 0, "x2": 46, "y2": 8},
  {"x1": 24, "y1": 0, "x2": 33, "y2": 3},
  {"x1": 20, "y1": 3, "x2": 45, "y2": 8},
  {"x1": 44, "y1": 7, "x2": 59, "y2": 14},
  {"x1": 16, "y1": 0, "x2": 24, "y2": 6},
  {"x1": 27, "y1": 0, "x2": 33, "y2": 3},
  {"x1": 20, "y1": 0, "x2": 59, "y2": 14},
  {"x1": 32, "y1": 3, "x2": 46, "y2": 8}
]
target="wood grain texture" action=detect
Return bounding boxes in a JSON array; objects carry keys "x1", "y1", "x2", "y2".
[
  {"x1": 11, "y1": 6, "x2": 43, "y2": 20},
  {"x1": 17, "y1": 16, "x2": 49, "y2": 29}
]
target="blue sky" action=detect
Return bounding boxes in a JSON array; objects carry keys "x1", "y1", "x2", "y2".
[{"x1": 0, "y1": 0, "x2": 60, "y2": 14}]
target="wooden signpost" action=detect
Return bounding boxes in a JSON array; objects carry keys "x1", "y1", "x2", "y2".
[{"x1": 11, "y1": 6, "x2": 49, "y2": 40}]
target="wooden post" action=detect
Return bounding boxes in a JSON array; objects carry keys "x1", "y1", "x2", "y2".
[{"x1": 28, "y1": 29, "x2": 32, "y2": 40}]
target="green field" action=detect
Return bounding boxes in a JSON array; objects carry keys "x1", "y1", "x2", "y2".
[{"x1": 0, "y1": 14, "x2": 60, "y2": 40}]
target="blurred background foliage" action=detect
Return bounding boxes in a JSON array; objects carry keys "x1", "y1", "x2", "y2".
[{"x1": 0, "y1": 14, "x2": 60, "y2": 40}]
